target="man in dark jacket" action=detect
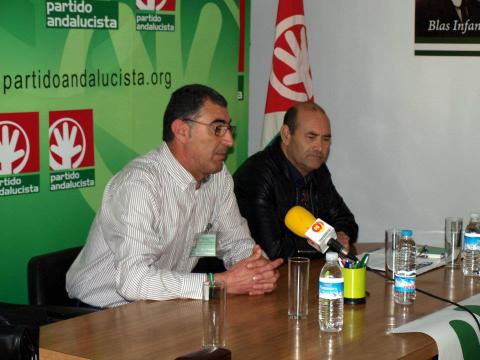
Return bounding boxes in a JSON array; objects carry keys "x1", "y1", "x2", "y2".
[{"x1": 233, "y1": 102, "x2": 358, "y2": 261}]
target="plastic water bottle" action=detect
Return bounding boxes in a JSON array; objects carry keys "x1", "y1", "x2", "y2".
[
  {"x1": 463, "y1": 213, "x2": 480, "y2": 277},
  {"x1": 394, "y1": 229, "x2": 416, "y2": 305},
  {"x1": 319, "y1": 252, "x2": 344, "y2": 332}
]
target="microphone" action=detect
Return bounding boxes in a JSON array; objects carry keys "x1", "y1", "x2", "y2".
[{"x1": 284, "y1": 206, "x2": 358, "y2": 262}]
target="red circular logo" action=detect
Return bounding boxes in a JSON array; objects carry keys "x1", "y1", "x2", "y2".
[{"x1": 312, "y1": 221, "x2": 324, "y2": 233}]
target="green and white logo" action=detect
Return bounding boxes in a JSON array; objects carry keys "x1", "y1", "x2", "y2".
[
  {"x1": 135, "y1": 0, "x2": 176, "y2": 32},
  {"x1": 46, "y1": 0, "x2": 119, "y2": 29}
]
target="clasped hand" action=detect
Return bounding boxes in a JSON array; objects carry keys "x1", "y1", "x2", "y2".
[{"x1": 215, "y1": 245, "x2": 283, "y2": 296}]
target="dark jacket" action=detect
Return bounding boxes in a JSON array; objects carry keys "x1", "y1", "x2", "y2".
[{"x1": 233, "y1": 137, "x2": 358, "y2": 261}]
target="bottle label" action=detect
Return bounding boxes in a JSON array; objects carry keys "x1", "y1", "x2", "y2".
[
  {"x1": 394, "y1": 273, "x2": 416, "y2": 293},
  {"x1": 319, "y1": 278, "x2": 344, "y2": 299},
  {"x1": 464, "y1": 233, "x2": 480, "y2": 251}
]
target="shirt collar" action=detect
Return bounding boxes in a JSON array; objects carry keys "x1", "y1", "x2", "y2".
[
  {"x1": 285, "y1": 158, "x2": 308, "y2": 188},
  {"x1": 159, "y1": 142, "x2": 210, "y2": 191}
]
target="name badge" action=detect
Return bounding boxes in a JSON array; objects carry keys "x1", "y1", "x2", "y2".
[{"x1": 190, "y1": 224, "x2": 217, "y2": 257}]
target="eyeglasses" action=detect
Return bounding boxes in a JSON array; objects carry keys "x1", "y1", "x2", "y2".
[{"x1": 183, "y1": 118, "x2": 236, "y2": 137}]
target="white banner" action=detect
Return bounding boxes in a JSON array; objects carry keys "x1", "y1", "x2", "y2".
[{"x1": 392, "y1": 293, "x2": 480, "y2": 359}]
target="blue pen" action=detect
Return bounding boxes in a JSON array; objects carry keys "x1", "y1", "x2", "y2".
[{"x1": 344, "y1": 259, "x2": 351, "y2": 268}]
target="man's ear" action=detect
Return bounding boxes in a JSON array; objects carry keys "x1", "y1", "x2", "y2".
[
  {"x1": 171, "y1": 119, "x2": 190, "y2": 144},
  {"x1": 280, "y1": 124, "x2": 291, "y2": 146}
]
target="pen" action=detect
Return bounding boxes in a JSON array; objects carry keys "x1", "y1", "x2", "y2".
[
  {"x1": 208, "y1": 272, "x2": 215, "y2": 285},
  {"x1": 357, "y1": 254, "x2": 369, "y2": 268},
  {"x1": 337, "y1": 258, "x2": 344, "y2": 268},
  {"x1": 416, "y1": 261, "x2": 433, "y2": 270}
]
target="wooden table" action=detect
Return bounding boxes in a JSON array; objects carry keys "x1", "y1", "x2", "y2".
[{"x1": 40, "y1": 244, "x2": 480, "y2": 359}]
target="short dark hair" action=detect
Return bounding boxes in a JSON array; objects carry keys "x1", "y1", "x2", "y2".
[
  {"x1": 283, "y1": 106, "x2": 298, "y2": 135},
  {"x1": 283, "y1": 102, "x2": 326, "y2": 134},
  {"x1": 163, "y1": 84, "x2": 228, "y2": 142}
]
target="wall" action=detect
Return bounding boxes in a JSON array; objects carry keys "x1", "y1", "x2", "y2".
[
  {"x1": 249, "y1": 0, "x2": 480, "y2": 243},
  {"x1": 0, "y1": 0, "x2": 250, "y2": 304}
]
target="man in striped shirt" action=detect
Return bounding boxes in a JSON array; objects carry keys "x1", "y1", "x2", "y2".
[{"x1": 66, "y1": 84, "x2": 283, "y2": 308}]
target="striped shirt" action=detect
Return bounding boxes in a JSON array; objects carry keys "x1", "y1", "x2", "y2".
[{"x1": 66, "y1": 143, "x2": 255, "y2": 308}]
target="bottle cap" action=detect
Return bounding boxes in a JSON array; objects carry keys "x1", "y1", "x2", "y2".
[
  {"x1": 326, "y1": 252, "x2": 338, "y2": 261},
  {"x1": 400, "y1": 229, "x2": 413, "y2": 236}
]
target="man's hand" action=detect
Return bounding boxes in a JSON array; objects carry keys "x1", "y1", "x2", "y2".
[
  {"x1": 336, "y1": 231, "x2": 350, "y2": 250},
  {"x1": 215, "y1": 245, "x2": 283, "y2": 296}
]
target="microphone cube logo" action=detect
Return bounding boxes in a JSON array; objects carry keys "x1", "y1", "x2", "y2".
[
  {"x1": 306, "y1": 219, "x2": 336, "y2": 253},
  {"x1": 312, "y1": 220, "x2": 324, "y2": 233},
  {"x1": 49, "y1": 109, "x2": 95, "y2": 191},
  {"x1": 0, "y1": 112, "x2": 40, "y2": 197},
  {"x1": 135, "y1": 0, "x2": 176, "y2": 32}
]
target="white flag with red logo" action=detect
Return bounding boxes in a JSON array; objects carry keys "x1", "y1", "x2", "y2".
[{"x1": 261, "y1": 0, "x2": 314, "y2": 147}]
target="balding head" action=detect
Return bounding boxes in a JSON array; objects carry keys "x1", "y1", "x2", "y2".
[
  {"x1": 283, "y1": 102, "x2": 326, "y2": 135},
  {"x1": 280, "y1": 102, "x2": 331, "y2": 176}
]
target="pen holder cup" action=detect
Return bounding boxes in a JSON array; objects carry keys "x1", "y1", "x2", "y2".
[{"x1": 342, "y1": 267, "x2": 366, "y2": 305}]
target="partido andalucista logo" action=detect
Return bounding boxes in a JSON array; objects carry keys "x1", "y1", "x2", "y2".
[
  {"x1": 0, "y1": 112, "x2": 40, "y2": 197},
  {"x1": 135, "y1": 0, "x2": 176, "y2": 32},
  {"x1": 45, "y1": 0, "x2": 119, "y2": 30},
  {"x1": 49, "y1": 109, "x2": 95, "y2": 191}
]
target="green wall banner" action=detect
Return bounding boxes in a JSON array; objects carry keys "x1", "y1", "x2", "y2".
[{"x1": 0, "y1": 0, "x2": 250, "y2": 304}]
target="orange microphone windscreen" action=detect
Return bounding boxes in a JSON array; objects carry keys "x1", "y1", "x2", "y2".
[{"x1": 284, "y1": 206, "x2": 316, "y2": 238}]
